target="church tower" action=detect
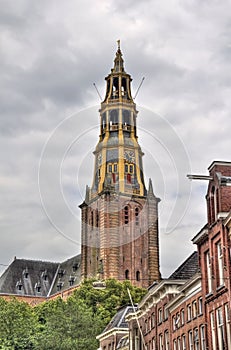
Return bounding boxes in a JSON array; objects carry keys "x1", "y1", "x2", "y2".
[{"x1": 80, "y1": 43, "x2": 161, "y2": 288}]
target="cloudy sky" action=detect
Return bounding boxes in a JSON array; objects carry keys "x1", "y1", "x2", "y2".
[{"x1": 0, "y1": 0, "x2": 230, "y2": 277}]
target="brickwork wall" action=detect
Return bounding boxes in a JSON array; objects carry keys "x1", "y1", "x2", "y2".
[
  {"x1": 81, "y1": 189, "x2": 160, "y2": 288},
  {"x1": 170, "y1": 290, "x2": 205, "y2": 349},
  {"x1": 207, "y1": 163, "x2": 231, "y2": 225}
]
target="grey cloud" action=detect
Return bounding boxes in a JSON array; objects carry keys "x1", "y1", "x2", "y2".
[{"x1": 0, "y1": 0, "x2": 231, "y2": 277}]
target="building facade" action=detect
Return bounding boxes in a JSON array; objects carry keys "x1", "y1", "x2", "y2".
[
  {"x1": 0, "y1": 255, "x2": 82, "y2": 304},
  {"x1": 192, "y1": 161, "x2": 231, "y2": 350},
  {"x1": 98, "y1": 161, "x2": 231, "y2": 350},
  {"x1": 80, "y1": 43, "x2": 161, "y2": 288}
]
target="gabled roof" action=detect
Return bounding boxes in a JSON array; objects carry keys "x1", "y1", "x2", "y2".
[
  {"x1": 103, "y1": 305, "x2": 136, "y2": 333},
  {"x1": 48, "y1": 254, "x2": 81, "y2": 296},
  {"x1": 0, "y1": 258, "x2": 58, "y2": 297},
  {"x1": 168, "y1": 251, "x2": 199, "y2": 280},
  {"x1": 0, "y1": 254, "x2": 82, "y2": 297}
]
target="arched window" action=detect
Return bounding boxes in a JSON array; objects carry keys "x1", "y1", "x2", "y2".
[
  {"x1": 122, "y1": 109, "x2": 130, "y2": 126},
  {"x1": 90, "y1": 210, "x2": 94, "y2": 227},
  {"x1": 122, "y1": 78, "x2": 127, "y2": 97},
  {"x1": 136, "y1": 271, "x2": 140, "y2": 281},
  {"x1": 95, "y1": 209, "x2": 99, "y2": 228},
  {"x1": 125, "y1": 269, "x2": 129, "y2": 279},
  {"x1": 109, "y1": 109, "x2": 119, "y2": 125},
  {"x1": 124, "y1": 205, "x2": 129, "y2": 224},
  {"x1": 102, "y1": 113, "x2": 106, "y2": 130},
  {"x1": 135, "y1": 207, "x2": 139, "y2": 226},
  {"x1": 112, "y1": 77, "x2": 119, "y2": 97}
]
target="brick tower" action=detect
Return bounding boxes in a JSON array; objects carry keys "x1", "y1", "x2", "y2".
[{"x1": 80, "y1": 43, "x2": 161, "y2": 288}]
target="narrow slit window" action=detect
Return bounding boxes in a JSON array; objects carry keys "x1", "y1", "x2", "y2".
[
  {"x1": 124, "y1": 206, "x2": 129, "y2": 224},
  {"x1": 135, "y1": 207, "x2": 139, "y2": 226}
]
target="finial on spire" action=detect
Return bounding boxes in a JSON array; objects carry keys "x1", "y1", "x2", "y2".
[{"x1": 113, "y1": 40, "x2": 124, "y2": 73}]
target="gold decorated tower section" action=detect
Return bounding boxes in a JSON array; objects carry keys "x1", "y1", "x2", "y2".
[
  {"x1": 80, "y1": 43, "x2": 161, "y2": 288},
  {"x1": 91, "y1": 42, "x2": 145, "y2": 198}
]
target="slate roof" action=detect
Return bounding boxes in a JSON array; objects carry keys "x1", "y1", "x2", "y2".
[
  {"x1": 0, "y1": 254, "x2": 81, "y2": 297},
  {"x1": 103, "y1": 305, "x2": 136, "y2": 333},
  {"x1": 48, "y1": 254, "x2": 81, "y2": 296},
  {"x1": 168, "y1": 251, "x2": 199, "y2": 280},
  {"x1": 0, "y1": 258, "x2": 58, "y2": 297}
]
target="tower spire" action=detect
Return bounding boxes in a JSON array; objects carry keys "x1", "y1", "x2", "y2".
[
  {"x1": 80, "y1": 45, "x2": 161, "y2": 288},
  {"x1": 113, "y1": 40, "x2": 124, "y2": 73}
]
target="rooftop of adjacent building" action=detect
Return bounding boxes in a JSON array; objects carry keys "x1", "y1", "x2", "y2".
[
  {"x1": 0, "y1": 254, "x2": 81, "y2": 298},
  {"x1": 168, "y1": 251, "x2": 199, "y2": 280},
  {"x1": 96, "y1": 304, "x2": 137, "y2": 341}
]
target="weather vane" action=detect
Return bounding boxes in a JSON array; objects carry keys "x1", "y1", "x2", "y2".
[{"x1": 117, "y1": 39, "x2": 120, "y2": 50}]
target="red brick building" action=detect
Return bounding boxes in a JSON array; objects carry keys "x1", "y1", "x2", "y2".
[
  {"x1": 192, "y1": 161, "x2": 231, "y2": 350},
  {"x1": 98, "y1": 161, "x2": 231, "y2": 350},
  {"x1": 126, "y1": 252, "x2": 201, "y2": 350}
]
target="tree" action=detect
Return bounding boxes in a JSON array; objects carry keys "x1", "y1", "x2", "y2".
[
  {"x1": 0, "y1": 279, "x2": 146, "y2": 350},
  {"x1": 0, "y1": 297, "x2": 36, "y2": 349},
  {"x1": 34, "y1": 297, "x2": 103, "y2": 350}
]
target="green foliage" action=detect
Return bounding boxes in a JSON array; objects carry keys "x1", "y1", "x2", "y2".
[
  {"x1": 0, "y1": 297, "x2": 36, "y2": 349},
  {"x1": 0, "y1": 280, "x2": 146, "y2": 350}
]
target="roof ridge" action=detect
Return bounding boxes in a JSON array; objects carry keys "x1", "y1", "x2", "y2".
[
  {"x1": 12, "y1": 258, "x2": 60, "y2": 265},
  {"x1": 168, "y1": 251, "x2": 198, "y2": 279}
]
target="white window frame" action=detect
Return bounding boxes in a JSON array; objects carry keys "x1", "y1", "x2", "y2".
[
  {"x1": 181, "y1": 308, "x2": 185, "y2": 325},
  {"x1": 200, "y1": 325, "x2": 206, "y2": 350},
  {"x1": 152, "y1": 337, "x2": 156, "y2": 350},
  {"x1": 198, "y1": 297, "x2": 203, "y2": 315},
  {"x1": 172, "y1": 315, "x2": 176, "y2": 331},
  {"x1": 206, "y1": 251, "x2": 212, "y2": 293},
  {"x1": 217, "y1": 241, "x2": 224, "y2": 286},
  {"x1": 159, "y1": 334, "x2": 163, "y2": 350},
  {"x1": 182, "y1": 334, "x2": 186, "y2": 350},
  {"x1": 158, "y1": 308, "x2": 163, "y2": 323},
  {"x1": 217, "y1": 307, "x2": 225, "y2": 350},
  {"x1": 194, "y1": 328, "x2": 199, "y2": 350},
  {"x1": 210, "y1": 311, "x2": 216, "y2": 349},
  {"x1": 164, "y1": 304, "x2": 168, "y2": 320},
  {"x1": 177, "y1": 336, "x2": 181, "y2": 350},
  {"x1": 192, "y1": 300, "x2": 197, "y2": 318},
  {"x1": 175, "y1": 312, "x2": 180, "y2": 329},
  {"x1": 188, "y1": 330, "x2": 193, "y2": 350},
  {"x1": 164, "y1": 330, "x2": 169, "y2": 350},
  {"x1": 187, "y1": 304, "x2": 192, "y2": 321},
  {"x1": 225, "y1": 304, "x2": 231, "y2": 350}
]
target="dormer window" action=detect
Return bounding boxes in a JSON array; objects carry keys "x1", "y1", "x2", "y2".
[
  {"x1": 72, "y1": 262, "x2": 80, "y2": 272},
  {"x1": 16, "y1": 280, "x2": 23, "y2": 291},
  {"x1": 41, "y1": 270, "x2": 48, "y2": 281},
  {"x1": 35, "y1": 282, "x2": 41, "y2": 293},
  {"x1": 58, "y1": 269, "x2": 65, "y2": 278},
  {"x1": 23, "y1": 268, "x2": 29, "y2": 279},
  {"x1": 69, "y1": 276, "x2": 75, "y2": 286},
  {"x1": 57, "y1": 279, "x2": 64, "y2": 291}
]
